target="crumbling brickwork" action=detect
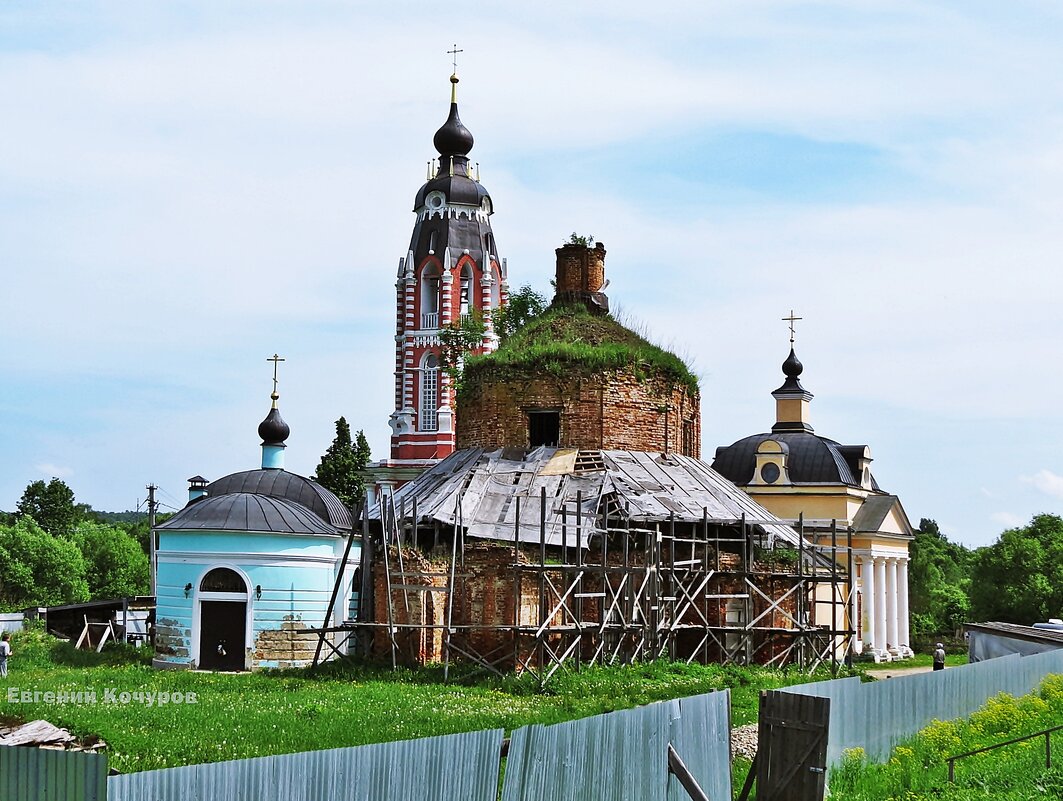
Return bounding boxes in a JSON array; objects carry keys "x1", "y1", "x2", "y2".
[{"x1": 457, "y1": 369, "x2": 700, "y2": 457}]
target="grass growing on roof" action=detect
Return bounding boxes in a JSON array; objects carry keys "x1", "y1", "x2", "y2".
[
  {"x1": 1, "y1": 623, "x2": 850, "y2": 773},
  {"x1": 461, "y1": 304, "x2": 700, "y2": 395}
]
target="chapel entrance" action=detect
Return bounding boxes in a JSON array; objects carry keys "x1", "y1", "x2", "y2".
[{"x1": 198, "y1": 567, "x2": 248, "y2": 671}]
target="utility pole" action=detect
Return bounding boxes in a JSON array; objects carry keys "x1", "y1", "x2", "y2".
[{"x1": 147, "y1": 484, "x2": 158, "y2": 596}]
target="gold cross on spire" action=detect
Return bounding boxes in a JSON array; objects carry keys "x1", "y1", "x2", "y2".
[
  {"x1": 782, "y1": 310, "x2": 803, "y2": 345},
  {"x1": 267, "y1": 353, "x2": 285, "y2": 403},
  {"x1": 447, "y1": 44, "x2": 463, "y2": 74}
]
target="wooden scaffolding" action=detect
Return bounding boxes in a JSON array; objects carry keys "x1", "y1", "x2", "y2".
[{"x1": 311, "y1": 489, "x2": 856, "y2": 685}]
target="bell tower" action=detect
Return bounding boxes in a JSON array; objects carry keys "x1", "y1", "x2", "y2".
[{"x1": 384, "y1": 69, "x2": 508, "y2": 472}]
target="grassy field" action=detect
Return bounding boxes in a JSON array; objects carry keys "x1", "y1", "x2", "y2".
[
  {"x1": 0, "y1": 624, "x2": 850, "y2": 774},
  {"x1": 831, "y1": 674, "x2": 1063, "y2": 800}
]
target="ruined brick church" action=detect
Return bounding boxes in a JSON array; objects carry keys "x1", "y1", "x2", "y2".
[{"x1": 349, "y1": 72, "x2": 857, "y2": 679}]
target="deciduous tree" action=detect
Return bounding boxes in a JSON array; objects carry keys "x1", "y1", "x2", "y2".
[
  {"x1": 907, "y1": 518, "x2": 973, "y2": 635},
  {"x1": 969, "y1": 513, "x2": 1063, "y2": 624},
  {"x1": 0, "y1": 517, "x2": 89, "y2": 609},
  {"x1": 16, "y1": 478, "x2": 80, "y2": 536},
  {"x1": 75, "y1": 521, "x2": 150, "y2": 600}
]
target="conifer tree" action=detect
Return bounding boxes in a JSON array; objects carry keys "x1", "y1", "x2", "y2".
[{"x1": 312, "y1": 417, "x2": 370, "y2": 509}]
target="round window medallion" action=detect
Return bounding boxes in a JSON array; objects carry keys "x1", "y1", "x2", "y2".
[{"x1": 760, "y1": 462, "x2": 781, "y2": 484}]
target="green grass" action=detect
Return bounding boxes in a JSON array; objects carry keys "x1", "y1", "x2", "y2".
[
  {"x1": 462, "y1": 305, "x2": 700, "y2": 395},
  {"x1": 831, "y1": 674, "x2": 1063, "y2": 800},
  {"x1": 0, "y1": 624, "x2": 849, "y2": 774},
  {"x1": 897, "y1": 652, "x2": 969, "y2": 669}
]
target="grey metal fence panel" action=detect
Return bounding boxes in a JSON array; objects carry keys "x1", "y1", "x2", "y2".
[
  {"x1": 502, "y1": 690, "x2": 731, "y2": 801},
  {"x1": 784, "y1": 651, "x2": 1063, "y2": 766},
  {"x1": 668, "y1": 691, "x2": 732, "y2": 801},
  {"x1": 108, "y1": 728, "x2": 504, "y2": 801},
  {"x1": 502, "y1": 701, "x2": 673, "y2": 801},
  {"x1": 0, "y1": 746, "x2": 107, "y2": 801}
]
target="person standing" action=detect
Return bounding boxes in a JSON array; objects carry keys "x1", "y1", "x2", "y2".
[
  {"x1": 0, "y1": 632, "x2": 11, "y2": 678},
  {"x1": 933, "y1": 642, "x2": 946, "y2": 671}
]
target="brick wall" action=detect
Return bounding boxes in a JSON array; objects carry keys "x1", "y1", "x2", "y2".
[{"x1": 457, "y1": 368, "x2": 700, "y2": 456}]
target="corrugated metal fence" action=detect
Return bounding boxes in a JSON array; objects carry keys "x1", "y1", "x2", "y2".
[
  {"x1": 106, "y1": 690, "x2": 732, "y2": 801},
  {"x1": 108, "y1": 728, "x2": 505, "y2": 801},
  {"x1": 0, "y1": 746, "x2": 107, "y2": 801},
  {"x1": 783, "y1": 648, "x2": 1063, "y2": 766},
  {"x1": 501, "y1": 690, "x2": 732, "y2": 801}
]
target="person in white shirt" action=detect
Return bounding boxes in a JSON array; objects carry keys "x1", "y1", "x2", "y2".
[{"x1": 0, "y1": 632, "x2": 11, "y2": 678}]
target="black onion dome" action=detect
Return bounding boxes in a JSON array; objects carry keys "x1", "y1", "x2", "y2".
[
  {"x1": 433, "y1": 101, "x2": 474, "y2": 156},
  {"x1": 258, "y1": 402, "x2": 290, "y2": 446},
  {"x1": 782, "y1": 348, "x2": 803, "y2": 378},
  {"x1": 774, "y1": 347, "x2": 807, "y2": 394}
]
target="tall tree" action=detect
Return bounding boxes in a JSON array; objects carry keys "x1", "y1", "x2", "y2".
[
  {"x1": 312, "y1": 417, "x2": 371, "y2": 509},
  {"x1": 16, "y1": 478, "x2": 80, "y2": 536},
  {"x1": 75, "y1": 521, "x2": 151, "y2": 600},
  {"x1": 907, "y1": 518, "x2": 973, "y2": 635},
  {"x1": 0, "y1": 517, "x2": 90, "y2": 609},
  {"x1": 970, "y1": 514, "x2": 1063, "y2": 624}
]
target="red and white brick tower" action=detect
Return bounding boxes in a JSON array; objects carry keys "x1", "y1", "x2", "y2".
[{"x1": 371, "y1": 72, "x2": 508, "y2": 494}]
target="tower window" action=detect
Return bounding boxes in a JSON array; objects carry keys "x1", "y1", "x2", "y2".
[
  {"x1": 419, "y1": 354, "x2": 440, "y2": 432},
  {"x1": 528, "y1": 410, "x2": 560, "y2": 447},
  {"x1": 460, "y1": 264, "x2": 473, "y2": 320},
  {"x1": 421, "y1": 264, "x2": 441, "y2": 329}
]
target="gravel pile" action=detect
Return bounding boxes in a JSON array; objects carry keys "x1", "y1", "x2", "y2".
[{"x1": 731, "y1": 723, "x2": 759, "y2": 761}]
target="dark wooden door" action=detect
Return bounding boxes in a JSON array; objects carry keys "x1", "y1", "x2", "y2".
[
  {"x1": 199, "y1": 601, "x2": 246, "y2": 671},
  {"x1": 755, "y1": 690, "x2": 830, "y2": 801}
]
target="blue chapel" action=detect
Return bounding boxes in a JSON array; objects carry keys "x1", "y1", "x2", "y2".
[{"x1": 153, "y1": 383, "x2": 361, "y2": 671}]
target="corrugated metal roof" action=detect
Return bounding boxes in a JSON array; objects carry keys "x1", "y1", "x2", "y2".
[
  {"x1": 109, "y1": 728, "x2": 504, "y2": 801},
  {"x1": 158, "y1": 493, "x2": 339, "y2": 536},
  {"x1": 377, "y1": 447, "x2": 797, "y2": 546}
]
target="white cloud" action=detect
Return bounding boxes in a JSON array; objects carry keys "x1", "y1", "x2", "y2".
[
  {"x1": 1022, "y1": 469, "x2": 1063, "y2": 500},
  {"x1": 991, "y1": 512, "x2": 1026, "y2": 529}
]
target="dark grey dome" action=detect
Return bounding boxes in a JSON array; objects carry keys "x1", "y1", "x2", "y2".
[
  {"x1": 712, "y1": 432, "x2": 879, "y2": 489},
  {"x1": 433, "y1": 98, "x2": 474, "y2": 156},
  {"x1": 157, "y1": 493, "x2": 338, "y2": 536},
  {"x1": 413, "y1": 171, "x2": 490, "y2": 210},
  {"x1": 201, "y1": 469, "x2": 352, "y2": 530},
  {"x1": 258, "y1": 405, "x2": 289, "y2": 445}
]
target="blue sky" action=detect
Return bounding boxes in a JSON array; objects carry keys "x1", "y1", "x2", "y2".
[{"x1": 2, "y1": 1, "x2": 1062, "y2": 544}]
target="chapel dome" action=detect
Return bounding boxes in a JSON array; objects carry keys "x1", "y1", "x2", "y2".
[
  {"x1": 712, "y1": 432, "x2": 879, "y2": 490},
  {"x1": 157, "y1": 492, "x2": 338, "y2": 536},
  {"x1": 194, "y1": 469, "x2": 352, "y2": 531}
]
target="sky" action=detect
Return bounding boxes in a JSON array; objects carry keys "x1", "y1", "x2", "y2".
[{"x1": 2, "y1": 1, "x2": 1062, "y2": 548}]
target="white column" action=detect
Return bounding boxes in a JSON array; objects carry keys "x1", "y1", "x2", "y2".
[
  {"x1": 862, "y1": 555, "x2": 875, "y2": 652},
  {"x1": 850, "y1": 559, "x2": 861, "y2": 652},
  {"x1": 874, "y1": 556, "x2": 887, "y2": 656},
  {"x1": 886, "y1": 557, "x2": 899, "y2": 654},
  {"x1": 898, "y1": 557, "x2": 911, "y2": 654}
]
